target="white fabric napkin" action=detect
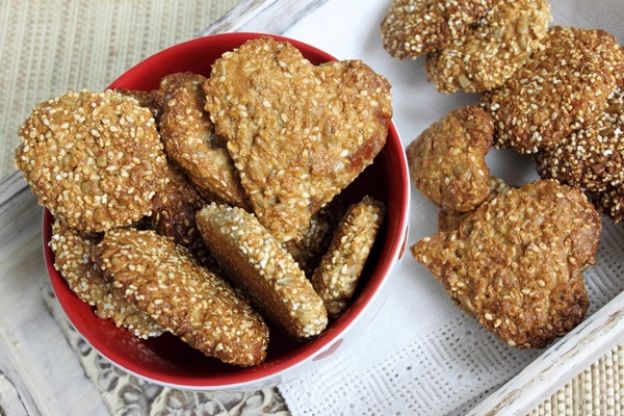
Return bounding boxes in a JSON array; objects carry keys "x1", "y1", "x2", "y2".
[{"x1": 279, "y1": 1, "x2": 624, "y2": 414}]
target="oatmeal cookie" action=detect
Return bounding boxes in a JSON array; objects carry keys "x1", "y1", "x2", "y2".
[
  {"x1": 156, "y1": 72, "x2": 203, "y2": 109},
  {"x1": 150, "y1": 164, "x2": 220, "y2": 268},
  {"x1": 406, "y1": 106, "x2": 493, "y2": 212},
  {"x1": 158, "y1": 73, "x2": 248, "y2": 207},
  {"x1": 597, "y1": 186, "x2": 624, "y2": 223},
  {"x1": 438, "y1": 176, "x2": 509, "y2": 232},
  {"x1": 151, "y1": 165, "x2": 205, "y2": 245},
  {"x1": 50, "y1": 221, "x2": 163, "y2": 339},
  {"x1": 411, "y1": 180, "x2": 601, "y2": 348},
  {"x1": 426, "y1": 0, "x2": 551, "y2": 93},
  {"x1": 116, "y1": 89, "x2": 161, "y2": 118},
  {"x1": 380, "y1": 0, "x2": 494, "y2": 59},
  {"x1": 204, "y1": 37, "x2": 392, "y2": 242},
  {"x1": 95, "y1": 228, "x2": 269, "y2": 367},
  {"x1": 484, "y1": 26, "x2": 624, "y2": 153},
  {"x1": 284, "y1": 196, "x2": 346, "y2": 277},
  {"x1": 16, "y1": 90, "x2": 168, "y2": 232},
  {"x1": 536, "y1": 87, "x2": 624, "y2": 193},
  {"x1": 196, "y1": 203, "x2": 328, "y2": 338},
  {"x1": 311, "y1": 196, "x2": 385, "y2": 318}
]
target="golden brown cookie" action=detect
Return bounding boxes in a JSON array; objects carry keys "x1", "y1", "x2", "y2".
[
  {"x1": 311, "y1": 196, "x2": 385, "y2": 318},
  {"x1": 150, "y1": 164, "x2": 220, "y2": 268},
  {"x1": 196, "y1": 203, "x2": 328, "y2": 338},
  {"x1": 151, "y1": 164, "x2": 205, "y2": 245},
  {"x1": 380, "y1": 0, "x2": 494, "y2": 59},
  {"x1": 155, "y1": 72, "x2": 203, "y2": 109},
  {"x1": 204, "y1": 37, "x2": 392, "y2": 242},
  {"x1": 15, "y1": 90, "x2": 168, "y2": 232},
  {"x1": 158, "y1": 72, "x2": 248, "y2": 207},
  {"x1": 284, "y1": 196, "x2": 346, "y2": 277},
  {"x1": 406, "y1": 106, "x2": 493, "y2": 212},
  {"x1": 484, "y1": 26, "x2": 624, "y2": 154},
  {"x1": 438, "y1": 176, "x2": 509, "y2": 232},
  {"x1": 597, "y1": 186, "x2": 624, "y2": 223},
  {"x1": 116, "y1": 89, "x2": 161, "y2": 119},
  {"x1": 95, "y1": 228, "x2": 269, "y2": 367},
  {"x1": 411, "y1": 180, "x2": 601, "y2": 348},
  {"x1": 536, "y1": 87, "x2": 624, "y2": 193},
  {"x1": 426, "y1": 0, "x2": 551, "y2": 93},
  {"x1": 50, "y1": 221, "x2": 163, "y2": 339}
]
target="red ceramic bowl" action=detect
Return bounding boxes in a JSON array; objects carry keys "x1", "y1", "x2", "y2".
[{"x1": 43, "y1": 32, "x2": 409, "y2": 389}]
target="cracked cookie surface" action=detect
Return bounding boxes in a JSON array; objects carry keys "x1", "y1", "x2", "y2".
[{"x1": 426, "y1": 0, "x2": 550, "y2": 93}]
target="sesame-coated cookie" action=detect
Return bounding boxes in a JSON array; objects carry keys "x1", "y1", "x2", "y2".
[
  {"x1": 15, "y1": 90, "x2": 168, "y2": 233},
  {"x1": 151, "y1": 164, "x2": 205, "y2": 245},
  {"x1": 412, "y1": 180, "x2": 601, "y2": 348},
  {"x1": 597, "y1": 186, "x2": 624, "y2": 223},
  {"x1": 95, "y1": 228, "x2": 269, "y2": 367},
  {"x1": 407, "y1": 106, "x2": 494, "y2": 212},
  {"x1": 155, "y1": 72, "x2": 204, "y2": 110},
  {"x1": 50, "y1": 221, "x2": 163, "y2": 339},
  {"x1": 311, "y1": 196, "x2": 385, "y2": 318},
  {"x1": 158, "y1": 73, "x2": 248, "y2": 207},
  {"x1": 426, "y1": 0, "x2": 551, "y2": 93},
  {"x1": 116, "y1": 89, "x2": 161, "y2": 119},
  {"x1": 150, "y1": 164, "x2": 220, "y2": 268},
  {"x1": 484, "y1": 26, "x2": 624, "y2": 154},
  {"x1": 204, "y1": 37, "x2": 392, "y2": 243},
  {"x1": 285, "y1": 196, "x2": 346, "y2": 277},
  {"x1": 536, "y1": 88, "x2": 624, "y2": 193},
  {"x1": 196, "y1": 203, "x2": 328, "y2": 338},
  {"x1": 438, "y1": 176, "x2": 509, "y2": 232},
  {"x1": 380, "y1": 0, "x2": 494, "y2": 59}
]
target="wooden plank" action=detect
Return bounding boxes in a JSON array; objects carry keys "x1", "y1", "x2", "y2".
[
  {"x1": 0, "y1": 190, "x2": 108, "y2": 416},
  {"x1": 0, "y1": 373, "x2": 29, "y2": 416},
  {"x1": 197, "y1": 0, "x2": 329, "y2": 36},
  {"x1": 0, "y1": 172, "x2": 26, "y2": 208}
]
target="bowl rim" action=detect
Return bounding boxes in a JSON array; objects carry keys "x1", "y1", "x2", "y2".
[{"x1": 43, "y1": 31, "x2": 410, "y2": 389}]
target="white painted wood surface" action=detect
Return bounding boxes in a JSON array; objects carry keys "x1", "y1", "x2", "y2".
[
  {"x1": 469, "y1": 291, "x2": 624, "y2": 415},
  {"x1": 0, "y1": 374, "x2": 28, "y2": 416},
  {"x1": 0, "y1": 190, "x2": 109, "y2": 416},
  {"x1": 197, "y1": 0, "x2": 329, "y2": 36}
]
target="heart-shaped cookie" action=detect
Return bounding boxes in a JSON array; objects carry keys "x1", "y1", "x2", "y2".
[
  {"x1": 411, "y1": 180, "x2": 601, "y2": 348},
  {"x1": 204, "y1": 37, "x2": 392, "y2": 242}
]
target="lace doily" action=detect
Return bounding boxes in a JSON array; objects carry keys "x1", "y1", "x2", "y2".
[{"x1": 42, "y1": 285, "x2": 289, "y2": 416}]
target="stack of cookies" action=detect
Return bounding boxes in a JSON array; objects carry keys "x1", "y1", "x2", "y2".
[
  {"x1": 15, "y1": 37, "x2": 391, "y2": 367},
  {"x1": 381, "y1": 0, "x2": 552, "y2": 93},
  {"x1": 390, "y1": 1, "x2": 624, "y2": 348}
]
